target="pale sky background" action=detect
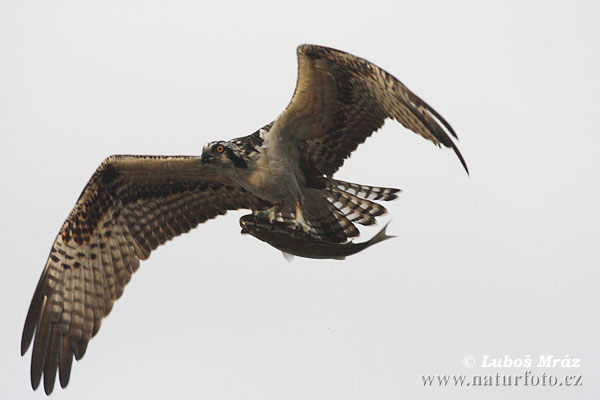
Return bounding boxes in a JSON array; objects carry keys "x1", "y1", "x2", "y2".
[{"x1": 1, "y1": 1, "x2": 598, "y2": 399}]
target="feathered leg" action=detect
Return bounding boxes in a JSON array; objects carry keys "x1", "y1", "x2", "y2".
[{"x1": 294, "y1": 200, "x2": 311, "y2": 233}]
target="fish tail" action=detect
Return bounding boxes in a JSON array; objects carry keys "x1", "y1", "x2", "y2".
[{"x1": 368, "y1": 221, "x2": 396, "y2": 246}]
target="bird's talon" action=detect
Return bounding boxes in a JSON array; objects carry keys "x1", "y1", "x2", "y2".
[
  {"x1": 254, "y1": 205, "x2": 279, "y2": 225},
  {"x1": 294, "y1": 221, "x2": 311, "y2": 235}
]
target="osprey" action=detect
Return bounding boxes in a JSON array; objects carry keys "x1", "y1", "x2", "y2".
[{"x1": 21, "y1": 44, "x2": 468, "y2": 394}]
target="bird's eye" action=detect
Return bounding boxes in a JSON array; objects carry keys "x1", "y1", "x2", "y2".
[{"x1": 215, "y1": 145, "x2": 224, "y2": 153}]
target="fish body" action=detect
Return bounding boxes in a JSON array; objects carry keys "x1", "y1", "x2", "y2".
[{"x1": 239, "y1": 214, "x2": 394, "y2": 261}]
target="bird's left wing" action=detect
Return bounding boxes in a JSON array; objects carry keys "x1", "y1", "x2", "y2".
[
  {"x1": 269, "y1": 44, "x2": 468, "y2": 177},
  {"x1": 21, "y1": 155, "x2": 269, "y2": 394}
]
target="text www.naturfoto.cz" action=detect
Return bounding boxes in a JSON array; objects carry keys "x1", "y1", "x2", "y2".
[{"x1": 420, "y1": 371, "x2": 582, "y2": 388}]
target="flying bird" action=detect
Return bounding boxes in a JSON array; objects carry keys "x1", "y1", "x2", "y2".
[{"x1": 21, "y1": 44, "x2": 468, "y2": 394}]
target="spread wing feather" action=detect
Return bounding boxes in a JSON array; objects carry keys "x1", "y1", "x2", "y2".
[
  {"x1": 21, "y1": 155, "x2": 270, "y2": 394},
  {"x1": 270, "y1": 44, "x2": 468, "y2": 177}
]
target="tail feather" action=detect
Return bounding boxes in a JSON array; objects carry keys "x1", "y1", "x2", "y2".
[
  {"x1": 325, "y1": 201, "x2": 360, "y2": 239},
  {"x1": 328, "y1": 179, "x2": 401, "y2": 201},
  {"x1": 304, "y1": 197, "x2": 358, "y2": 242},
  {"x1": 267, "y1": 178, "x2": 399, "y2": 244},
  {"x1": 326, "y1": 187, "x2": 386, "y2": 226}
]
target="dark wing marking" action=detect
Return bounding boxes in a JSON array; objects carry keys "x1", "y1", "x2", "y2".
[
  {"x1": 270, "y1": 44, "x2": 468, "y2": 177},
  {"x1": 230, "y1": 122, "x2": 271, "y2": 159},
  {"x1": 21, "y1": 155, "x2": 270, "y2": 394}
]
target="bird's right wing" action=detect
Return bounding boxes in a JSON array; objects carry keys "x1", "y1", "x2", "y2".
[
  {"x1": 269, "y1": 44, "x2": 468, "y2": 177},
  {"x1": 21, "y1": 155, "x2": 270, "y2": 394}
]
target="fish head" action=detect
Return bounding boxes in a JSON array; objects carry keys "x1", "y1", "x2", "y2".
[
  {"x1": 239, "y1": 214, "x2": 272, "y2": 239},
  {"x1": 239, "y1": 214, "x2": 253, "y2": 234}
]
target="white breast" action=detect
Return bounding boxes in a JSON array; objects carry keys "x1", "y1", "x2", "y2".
[{"x1": 232, "y1": 134, "x2": 304, "y2": 208}]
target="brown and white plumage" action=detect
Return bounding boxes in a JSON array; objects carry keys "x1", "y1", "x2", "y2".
[
  {"x1": 22, "y1": 44, "x2": 467, "y2": 394},
  {"x1": 275, "y1": 44, "x2": 468, "y2": 178},
  {"x1": 21, "y1": 155, "x2": 269, "y2": 394}
]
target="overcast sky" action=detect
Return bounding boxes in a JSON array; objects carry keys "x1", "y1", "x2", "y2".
[{"x1": 1, "y1": 1, "x2": 598, "y2": 399}]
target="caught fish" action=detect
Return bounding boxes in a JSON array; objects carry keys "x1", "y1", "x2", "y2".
[{"x1": 239, "y1": 214, "x2": 395, "y2": 262}]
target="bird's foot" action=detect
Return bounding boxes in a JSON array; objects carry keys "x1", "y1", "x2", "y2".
[
  {"x1": 254, "y1": 205, "x2": 279, "y2": 224},
  {"x1": 294, "y1": 201, "x2": 311, "y2": 234}
]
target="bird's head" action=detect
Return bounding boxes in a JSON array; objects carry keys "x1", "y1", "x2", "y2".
[{"x1": 201, "y1": 140, "x2": 248, "y2": 170}]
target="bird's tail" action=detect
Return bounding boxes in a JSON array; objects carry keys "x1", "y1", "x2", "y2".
[
  {"x1": 302, "y1": 192, "x2": 359, "y2": 243},
  {"x1": 325, "y1": 179, "x2": 400, "y2": 226},
  {"x1": 268, "y1": 179, "x2": 399, "y2": 244}
]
